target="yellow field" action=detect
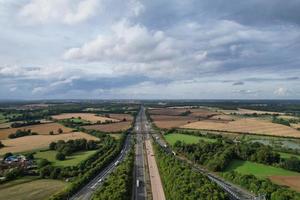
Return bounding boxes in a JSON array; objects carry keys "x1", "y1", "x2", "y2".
[
  {"x1": 51, "y1": 113, "x2": 119, "y2": 123},
  {"x1": 0, "y1": 132, "x2": 99, "y2": 154},
  {"x1": 219, "y1": 108, "x2": 281, "y2": 115},
  {"x1": 108, "y1": 114, "x2": 133, "y2": 121},
  {"x1": 0, "y1": 123, "x2": 73, "y2": 139},
  {"x1": 182, "y1": 118, "x2": 300, "y2": 138}
]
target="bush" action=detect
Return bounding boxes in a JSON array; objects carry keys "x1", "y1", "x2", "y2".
[
  {"x1": 56, "y1": 152, "x2": 66, "y2": 161},
  {"x1": 4, "y1": 168, "x2": 23, "y2": 181},
  {"x1": 3, "y1": 152, "x2": 13, "y2": 160},
  {"x1": 37, "y1": 158, "x2": 50, "y2": 168}
]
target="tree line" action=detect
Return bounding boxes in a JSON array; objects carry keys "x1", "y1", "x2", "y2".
[
  {"x1": 173, "y1": 138, "x2": 300, "y2": 173},
  {"x1": 49, "y1": 138, "x2": 98, "y2": 161},
  {"x1": 92, "y1": 147, "x2": 134, "y2": 200},
  {"x1": 223, "y1": 171, "x2": 300, "y2": 200},
  {"x1": 154, "y1": 143, "x2": 229, "y2": 200},
  {"x1": 48, "y1": 133, "x2": 127, "y2": 200}
]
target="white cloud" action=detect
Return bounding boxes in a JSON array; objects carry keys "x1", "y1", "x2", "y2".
[
  {"x1": 19, "y1": 0, "x2": 100, "y2": 25},
  {"x1": 64, "y1": 20, "x2": 178, "y2": 62},
  {"x1": 274, "y1": 87, "x2": 289, "y2": 96}
]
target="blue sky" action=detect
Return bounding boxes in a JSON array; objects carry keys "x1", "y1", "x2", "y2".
[{"x1": 0, "y1": 0, "x2": 300, "y2": 99}]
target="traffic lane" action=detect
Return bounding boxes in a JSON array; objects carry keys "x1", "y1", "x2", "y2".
[{"x1": 71, "y1": 135, "x2": 131, "y2": 200}]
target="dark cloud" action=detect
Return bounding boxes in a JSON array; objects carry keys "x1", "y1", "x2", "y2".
[{"x1": 233, "y1": 81, "x2": 244, "y2": 86}]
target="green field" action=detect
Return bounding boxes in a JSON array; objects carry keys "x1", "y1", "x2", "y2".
[
  {"x1": 225, "y1": 159, "x2": 300, "y2": 178},
  {"x1": 279, "y1": 152, "x2": 300, "y2": 159},
  {"x1": 0, "y1": 113, "x2": 7, "y2": 123},
  {"x1": 164, "y1": 133, "x2": 216, "y2": 145},
  {"x1": 35, "y1": 150, "x2": 97, "y2": 167},
  {"x1": 70, "y1": 118, "x2": 90, "y2": 124},
  {"x1": 0, "y1": 176, "x2": 67, "y2": 200},
  {"x1": 109, "y1": 133, "x2": 122, "y2": 139}
]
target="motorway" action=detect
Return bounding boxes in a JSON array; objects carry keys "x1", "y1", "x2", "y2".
[
  {"x1": 146, "y1": 111, "x2": 256, "y2": 200},
  {"x1": 70, "y1": 134, "x2": 132, "y2": 200},
  {"x1": 133, "y1": 107, "x2": 148, "y2": 200}
]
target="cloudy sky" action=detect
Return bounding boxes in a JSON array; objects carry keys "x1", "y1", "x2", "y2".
[{"x1": 0, "y1": 0, "x2": 300, "y2": 99}]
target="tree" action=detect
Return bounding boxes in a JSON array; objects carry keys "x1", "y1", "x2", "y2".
[
  {"x1": 56, "y1": 152, "x2": 66, "y2": 161},
  {"x1": 49, "y1": 131, "x2": 54, "y2": 135},
  {"x1": 49, "y1": 142, "x2": 56, "y2": 150},
  {"x1": 58, "y1": 128, "x2": 63, "y2": 134},
  {"x1": 37, "y1": 159, "x2": 50, "y2": 168},
  {"x1": 3, "y1": 152, "x2": 13, "y2": 160},
  {"x1": 0, "y1": 141, "x2": 4, "y2": 148}
]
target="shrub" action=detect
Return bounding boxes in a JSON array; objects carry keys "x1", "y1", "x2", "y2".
[
  {"x1": 56, "y1": 152, "x2": 66, "y2": 161},
  {"x1": 37, "y1": 158, "x2": 50, "y2": 168}
]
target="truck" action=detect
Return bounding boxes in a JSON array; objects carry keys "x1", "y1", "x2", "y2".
[{"x1": 136, "y1": 179, "x2": 140, "y2": 187}]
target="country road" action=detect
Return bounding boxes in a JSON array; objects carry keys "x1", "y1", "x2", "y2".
[{"x1": 70, "y1": 134, "x2": 132, "y2": 200}]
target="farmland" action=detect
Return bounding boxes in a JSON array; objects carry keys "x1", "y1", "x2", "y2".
[
  {"x1": 0, "y1": 112, "x2": 6, "y2": 123},
  {"x1": 0, "y1": 123, "x2": 73, "y2": 139},
  {"x1": 51, "y1": 113, "x2": 119, "y2": 123},
  {"x1": 150, "y1": 115, "x2": 198, "y2": 129},
  {"x1": 225, "y1": 159, "x2": 300, "y2": 178},
  {"x1": 35, "y1": 150, "x2": 98, "y2": 167},
  {"x1": 182, "y1": 118, "x2": 300, "y2": 138},
  {"x1": 0, "y1": 176, "x2": 67, "y2": 200},
  {"x1": 164, "y1": 133, "x2": 216, "y2": 145},
  {"x1": 83, "y1": 121, "x2": 132, "y2": 132},
  {"x1": 270, "y1": 176, "x2": 300, "y2": 192},
  {"x1": 225, "y1": 159, "x2": 300, "y2": 192},
  {"x1": 278, "y1": 152, "x2": 300, "y2": 159},
  {"x1": 0, "y1": 132, "x2": 99, "y2": 154}
]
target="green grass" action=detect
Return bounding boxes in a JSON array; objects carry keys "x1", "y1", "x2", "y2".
[
  {"x1": 0, "y1": 113, "x2": 7, "y2": 123},
  {"x1": 225, "y1": 159, "x2": 300, "y2": 178},
  {"x1": 164, "y1": 133, "x2": 216, "y2": 145},
  {"x1": 0, "y1": 176, "x2": 67, "y2": 200},
  {"x1": 35, "y1": 150, "x2": 97, "y2": 167},
  {"x1": 70, "y1": 118, "x2": 90, "y2": 124},
  {"x1": 279, "y1": 152, "x2": 300, "y2": 159}
]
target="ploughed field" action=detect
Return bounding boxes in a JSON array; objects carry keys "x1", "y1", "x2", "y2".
[
  {"x1": 83, "y1": 113, "x2": 133, "y2": 132},
  {"x1": 83, "y1": 121, "x2": 132, "y2": 132},
  {"x1": 0, "y1": 122, "x2": 73, "y2": 139},
  {"x1": 51, "y1": 113, "x2": 119, "y2": 123},
  {"x1": 0, "y1": 132, "x2": 99, "y2": 154},
  {"x1": 225, "y1": 159, "x2": 300, "y2": 192},
  {"x1": 182, "y1": 118, "x2": 300, "y2": 138}
]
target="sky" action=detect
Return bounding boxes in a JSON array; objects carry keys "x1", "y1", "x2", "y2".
[{"x1": 0, "y1": 0, "x2": 300, "y2": 99}]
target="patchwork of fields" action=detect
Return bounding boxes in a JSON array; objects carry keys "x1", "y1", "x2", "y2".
[
  {"x1": 0, "y1": 123, "x2": 73, "y2": 139},
  {"x1": 225, "y1": 159, "x2": 300, "y2": 192},
  {"x1": 0, "y1": 132, "x2": 99, "y2": 154},
  {"x1": 182, "y1": 118, "x2": 300, "y2": 138},
  {"x1": 51, "y1": 113, "x2": 119, "y2": 123}
]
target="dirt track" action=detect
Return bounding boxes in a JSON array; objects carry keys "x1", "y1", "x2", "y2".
[{"x1": 145, "y1": 139, "x2": 166, "y2": 200}]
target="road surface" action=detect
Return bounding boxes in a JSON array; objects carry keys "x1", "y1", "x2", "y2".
[
  {"x1": 145, "y1": 140, "x2": 166, "y2": 200},
  {"x1": 146, "y1": 109, "x2": 256, "y2": 200},
  {"x1": 70, "y1": 134, "x2": 132, "y2": 200},
  {"x1": 133, "y1": 107, "x2": 147, "y2": 200}
]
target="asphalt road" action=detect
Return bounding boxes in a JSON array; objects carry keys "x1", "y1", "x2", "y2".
[
  {"x1": 147, "y1": 110, "x2": 256, "y2": 200},
  {"x1": 70, "y1": 133, "x2": 132, "y2": 200},
  {"x1": 133, "y1": 107, "x2": 147, "y2": 200}
]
